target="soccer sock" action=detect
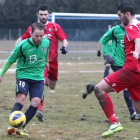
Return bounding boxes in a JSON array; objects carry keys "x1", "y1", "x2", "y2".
[
  {"x1": 11, "y1": 102, "x2": 23, "y2": 113},
  {"x1": 23, "y1": 105, "x2": 38, "y2": 127},
  {"x1": 38, "y1": 95, "x2": 44, "y2": 112},
  {"x1": 99, "y1": 93, "x2": 118, "y2": 124},
  {"x1": 104, "y1": 66, "x2": 110, "y2": 78},
  {"x1": 123, "y1": 90, "x2": 135, "y2": 116}
]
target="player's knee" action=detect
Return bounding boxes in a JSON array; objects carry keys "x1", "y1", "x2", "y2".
[
  {"x1": 49, "y1": 85, "x2": 55, "y2": 90},
  {"x1": 31, "y1": 98, "x2": 41, "y2": 107}
]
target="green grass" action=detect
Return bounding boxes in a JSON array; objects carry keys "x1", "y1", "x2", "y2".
[{"x1": 0, "y1": 41, "x2": 140, "y2": 139}]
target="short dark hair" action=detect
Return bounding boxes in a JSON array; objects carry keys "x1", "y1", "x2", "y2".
[
  {"x1": 117, "y1": 2, "x2": 135, "y2": 16},
  {"x1": 31, "y1": 22, "x2": 45, "y2": 33},
  {"x1": 37, "y1": 4, "x2": 48, "y2": 12}
]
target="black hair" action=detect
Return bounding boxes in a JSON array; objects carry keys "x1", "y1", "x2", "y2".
[
  {"x1": 37, "y1": 4, "x2": 48, "y2": 12},
  {"x1": 31, "y1": 22, "x2": 45, "y2": 33},
  {"x1": 117, "y1": 2, "x2": 135, "y2": 16}
]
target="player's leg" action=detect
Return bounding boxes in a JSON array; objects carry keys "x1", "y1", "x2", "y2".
[
  {"x1": 111, "y1": 65, "x2": 139, "y2": 120},
  {"x1": 37, "y1": 62, "x2": 58, "y2": 121},
  {"x1": 8, "y1": 79, "x2": 29, "y2": 135},
  {"x1": 104, "y1": 63, "x2": 110, "y2": 78},
  {"x1": 94, "y1": 79, "x2": 123, "y2": 138},
  {"x1": 16, "y1": 80, "x2": 44, "y2": 136}
]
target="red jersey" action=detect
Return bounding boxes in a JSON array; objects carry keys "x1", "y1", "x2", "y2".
[
  {"x1": 21, "y1": 21, "x2": 67, "y2": 62},
  {"x1": 124, "y1": 19, "x2": 140, "y2": 73}
]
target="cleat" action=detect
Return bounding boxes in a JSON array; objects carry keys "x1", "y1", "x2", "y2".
[
  {"x1": 130, "y1": 112, "x2": 140, "y2": 121},
  {"x1": 82, "y1": 83, "x2": 93, "y2": 99},
  {"x1": 102, "y1": 122, "x2": 123, "y2": 138},
  {"x1": 7, "y1": 125, "x2": 15, "y2": 135},
  {"x1": 36, "y1": 111, "x2": 44, "y2": 122},
  {"x1": 16, "y1": 127, "x2": 28, "y2": 136}
]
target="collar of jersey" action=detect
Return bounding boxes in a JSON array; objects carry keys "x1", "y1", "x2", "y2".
[{"x1": 28, "y1": 38, "x2": 39, "y2": 47}]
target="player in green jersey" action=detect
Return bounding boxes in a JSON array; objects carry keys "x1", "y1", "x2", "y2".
[
  {"x1": 97, "y1": 24, "x2": 116, "y2": 78},
  {"x1": 0, "y1": 22, "x2": 50, "y2": 136},
  {"x1": 84, "y1": 23, "x2": 140, "y2": 121}
]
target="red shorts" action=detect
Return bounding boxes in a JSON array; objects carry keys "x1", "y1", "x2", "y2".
[
  {"x1": 104, "y1": 68, "x2": 140, "y2": 101},
  {"x1": 44, "y1": 61, "x2": 58, "y2": 81}
]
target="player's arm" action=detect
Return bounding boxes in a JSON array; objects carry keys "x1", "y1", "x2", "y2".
[
  {"x1": 15, "y1": 37, "x2": 22, "y2": 46},
  {"x1": 45, "y1": 40, "x2": 50, "y2": 70},
  {"x1": 100, "y1": 28, "x2": 114, "y2": 56},
  {"x1": 0, "y1": 60, "x2": 13, "y2": 82},
  {"x1": 131, "y1": 38, "x2": 140, "y2": 59},
  {"x1": 15, "y1": 26, "x2": 31, "y2": 46},
  {"x1": 60, "y1": 39, "x2": 68, "y2": 54}
]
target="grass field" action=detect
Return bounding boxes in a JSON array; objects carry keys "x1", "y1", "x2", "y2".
[{"x1": 0, "y1": 41, "x2": 140, "y2": 140}]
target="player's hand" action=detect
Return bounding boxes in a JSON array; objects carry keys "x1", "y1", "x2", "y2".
[
  {"x1": 130, "y1": 51, "x2": 139, "y2": 59},
  {"x1": 60, "y1": 46, "x2": 67, "y2": 54},
  {"x1": 45, "y1": 62, "x2": 49, "y2": 71},
  {"x1": 0, "y1": 76, "x2": 2, "y2": 82},
  {"x1": 104, "y1": 54, "x2": 114, "y2": 64},
  {"x1": 97, "y1": 50, "x2": 101, "y2": 57}
]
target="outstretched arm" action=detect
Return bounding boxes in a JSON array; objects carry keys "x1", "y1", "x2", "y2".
[{"x1": 0, "y1": 60, "x2": 13, "y2": 82}]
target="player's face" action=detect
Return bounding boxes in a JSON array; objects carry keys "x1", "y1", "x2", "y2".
[
  {"x1": 117, "y1": 10, "x2": 129, "y2": 26},
  {"x1": 37, "y1": 10, "x2": 49, "y2": 24},
  {"x1": 31, "y1": 29, "x2": 44, "y2": 44}
]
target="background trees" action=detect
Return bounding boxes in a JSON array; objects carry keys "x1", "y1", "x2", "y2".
[{"x1": 0, "y1": 0, "x2": 140, "y2": 29}]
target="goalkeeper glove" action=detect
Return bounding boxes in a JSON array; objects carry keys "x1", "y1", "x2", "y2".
[
  {"x1": 104, "y1": 54, "x2": 114, "y2": 65},
  {"x1": 97, "y1": 50, "x2": 101, "y2": 57},
  {"x1": 60, "y1": 46, "x2": 67, "y2": 54}
]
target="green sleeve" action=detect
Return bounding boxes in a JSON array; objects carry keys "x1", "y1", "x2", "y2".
[
  {"x1": 100, "y1": 27, "x2": 115, "y2": 56},
  {"x1": 0, "y1": 60, "x2": 13, "y2": 77},
  {"x1": 45, "y1": 48, "x2": 49, "y2": 62}
]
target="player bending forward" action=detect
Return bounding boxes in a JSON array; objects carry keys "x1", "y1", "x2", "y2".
[
  {"x1": 15, "y1": 4, "x2": 68, "y2": 122},
  {"x1": 0, "y1": 22, "x2": 50, "y2": 136}
]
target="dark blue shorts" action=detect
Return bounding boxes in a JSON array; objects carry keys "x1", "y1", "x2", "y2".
[
  {"x1": 16, "y1": 79, "x2": 44, "y2": 99},
  {"x1": 111, "y1": 65, "x2": 123, "y2": 72}
]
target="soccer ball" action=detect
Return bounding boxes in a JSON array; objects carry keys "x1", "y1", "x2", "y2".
[{"x1": 9, "y1": 111, "x2": 26, "y2": 128}]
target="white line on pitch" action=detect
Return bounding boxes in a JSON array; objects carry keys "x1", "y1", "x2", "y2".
[{"x1": 0, "y1": 69, "x2": 104, "y2": 73}]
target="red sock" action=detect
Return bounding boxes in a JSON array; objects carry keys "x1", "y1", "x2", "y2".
[
  {"x1": 99, "y1": 93, "x2": 118, "y2": 124},
  {"x1": 38, "y1": 95, "x2": 44, "y2": 112}
]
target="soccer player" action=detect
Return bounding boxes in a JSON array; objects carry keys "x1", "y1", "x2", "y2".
[
  {"x1": 83, "y1": 2, "x2": 140, "y2": 138},
  {"x1": 15, "y1": 4, "x2": 68, "y2": 122},
  {"x1": 0, "y1": 22, "x2": 50, "y2": 136},
  {"x1": 99, "y1": 23, "x2": 140, "y2": 120},
  {"x1": 97, "y1": 25, "x2": 116, "y2": 78}
]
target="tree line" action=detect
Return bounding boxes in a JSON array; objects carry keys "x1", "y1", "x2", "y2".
[{"x1": 0, "y1": 0, "x2": 140, "y2": 29}]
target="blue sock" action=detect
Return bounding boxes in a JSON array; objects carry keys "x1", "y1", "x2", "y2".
[
  {"x1": 89, "y1": 85, "x2": 95, "y2": 92},
  {"x1": 104, "y1": 66, "x2": 110, "y2": 78},
  {"x1": 123, "y1": 90, "x2": 135, "y2": 115},
  {"x1": 23, "y1": 105, "x2": 38, "y2": 127},
  {"x1": 11, "y1": 102, "x2": 23, "y2": 113}
]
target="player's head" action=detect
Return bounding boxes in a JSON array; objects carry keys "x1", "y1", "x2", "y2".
[
  {"x1": 117, "y1": 2, "x2": 135, "y2": 26},
  {"x1": 36, "y1": 4, "x2": 49, "y2": 24},
  {"x1": 31, "y1": 22, "x2": 45, "y2": 44}
]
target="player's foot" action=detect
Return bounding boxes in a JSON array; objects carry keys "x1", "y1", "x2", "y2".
[
  {"x1": 16, "y1": 127, "x2": 28, "y2": 136},
  {"x1": 102, "y1": 122, "x2": 123, "y2": 138},
  {"x1": 36, "y1": 111, "x2": 44, "y2": 122},
  {"x1": 7, "y1": 125, "x2": 15, "y2": 135},
  {"x1": 82, "y1": 83, "x2": 93, "y2": 99},
  {"x1": 130, "y1": 112, "x2": 140, "y2": 121}
]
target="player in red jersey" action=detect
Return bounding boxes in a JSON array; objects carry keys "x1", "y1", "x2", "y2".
[
  {"x1": 83, "y1": 2, "x2": 140, "y2": 138},
  {"x1": 15, "y1": 4, "x2": 68, "y2": 122}
]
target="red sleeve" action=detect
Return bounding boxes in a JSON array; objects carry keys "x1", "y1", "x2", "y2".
[
  {"x1": 21, "y1": 26, "x2": 32, "y2": 40},
  {"x1": 55, "y1": 24, "x2": 67, "y2": 41},
  {"x1": 126, "y1": 25, "x2": 140, "y2": 41}
]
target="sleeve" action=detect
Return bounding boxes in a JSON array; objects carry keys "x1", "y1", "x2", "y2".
[
  {"x1": 126, "y1": 25, "x2": 140, "y2": 41},
  {"x1": 55, "y1": 24, "x2": 67, "y2": 41},
  {"x1": 100, "y1": 27, "x2": 115, "y2": 56},
  {"x1": 45, "y1": 39, "x2": 50, "y2": 62},
  {"x1": 0, "y1": 60, "x2": 13, "y2": 77},
  {"x1": 8, "y1": 43, "x2": 22, "y2": 63},
  {"x1": 21, "y1": 26, "x2": 32, "y2": 40}
]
